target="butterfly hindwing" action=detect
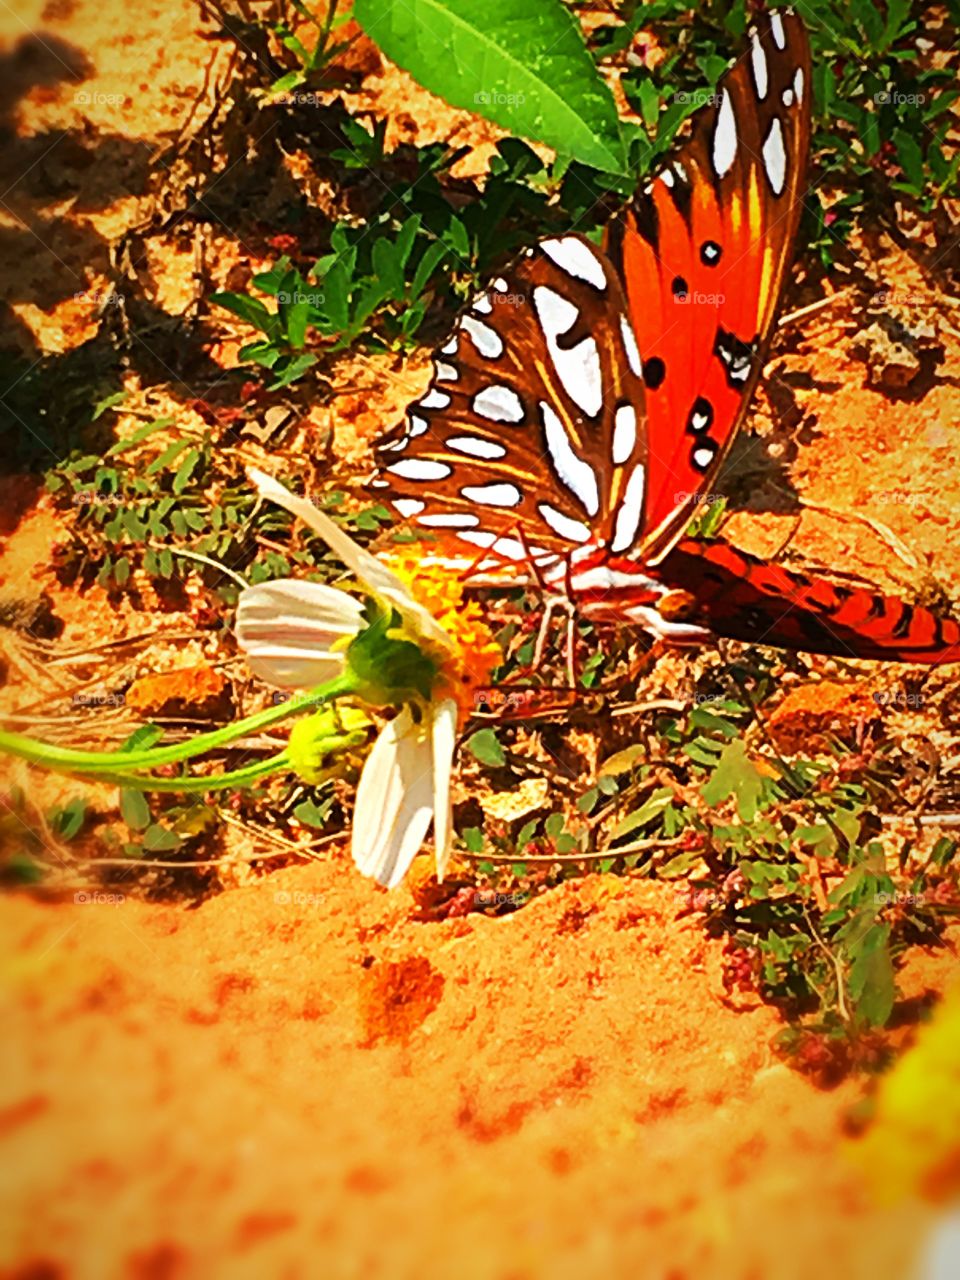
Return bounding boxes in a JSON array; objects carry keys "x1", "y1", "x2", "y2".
[
  {"x1": 372, "y1": 236, "x2": 649, "y2": 568},
  {"x1": 605, "y1": 8, "x2": 812, "y2": 562},
  {"x1": 660, "y1": 538, "x2": 960, "y2": 664}
]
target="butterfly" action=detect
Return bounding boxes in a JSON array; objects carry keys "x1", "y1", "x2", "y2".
[{"x1": 369, "y1": 9, "x2": 960, "y2": 668}]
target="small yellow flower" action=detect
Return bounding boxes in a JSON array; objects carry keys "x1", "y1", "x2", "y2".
[{"x1": 383, "y1": 554, "x2": 502, "y2": 711}]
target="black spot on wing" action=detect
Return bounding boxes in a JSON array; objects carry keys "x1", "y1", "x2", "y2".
[{"x1": 644, "y1": 357, "x2": 666, "y2": 390}]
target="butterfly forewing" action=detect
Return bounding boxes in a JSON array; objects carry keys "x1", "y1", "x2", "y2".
[
  {"x1": 373, "y1": 11, "x2": 812, "y2": 584},
  {"x1": 605, "y1": 8, "x2": 812, "y2": 562},
  {"x1": 372, "y1": 237, "x2": 649, "y2": 569}
]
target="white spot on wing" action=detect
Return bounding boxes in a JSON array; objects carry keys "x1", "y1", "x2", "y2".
[
  {"x1": 493, "y1": 277, "x2": 509, "y2": 292},
  {"x1": 620, "y1": 315, "x2": 642, "y2": 378},
  {"x1": 538, "y1": 502, "x2": 590, "y2": 544},
  {"x1": 713, "y1": 89, "x2": 737, "y2": 179},
  {"x1": 762, "y1": 116, "x2": 787, "y2": 195},
  {"x1": 446, "y1": 435, "x2": 506, "y2": 460},
  {"x1": 770, "y1": 11, "x2": 786, "y2": 49},
  {"x1": 441, "y1": 336, "x2": 458, "y2": 355},
  {"x1": 458, "y1": 530, "x2": 495, "y2": 549},
  {"x1": 418, "y1": 513, "x2": 480, "y2": 529},
  {"x1": 540, "y1": 401, "x2": 599, "y2": 517},
  {"x1": 693, "y1": 445, "x2": 716, "y2": 469},
  {"x1": 393, "y1": 499, "x2": 425, "y2": 518},
  {"x1": 793, "y1": 67, "x2": 804, "y2": 103},
  {"x1": 540, "y1": 236, "x2": 607, "y2": 291},
  {"x1": 659, "y1": 169, "x2": 675, "y2": 189},
  {"x1": 461, "y1": 482, "x2": 522, "y2": 507},
  {"x1": 472, "y1": 294, "x2": 493, "y2": 315},
  {"x1": 612, "y1": 404, "x2": 637, "y2": 466},
  {"x1": 609, "y1": 464, "x2": 646, "y2": 553},
  {"x1": 459, "y1": 531, "x2": 526, "y2": 561},
  {"x1": 751, "y1": 32, "x2": 768, "y2": 98},
  {"x1": 386, "y1": 459, "x2": 452, "y2": 481},
  {"x1": 782, "y1": 87, "x2": 794, "y2": 107},
  {"x1": 533, "y1": 286, "x2": 603, "y2": 418},
  {"x1": 461, "y1": 314, "x2": 504, "y2": 359},
  {"x1": 409, "y1": 415, "x2": 429, "y2": 437},
  {"x1": 473, "y1": 385, "x2": 524, "y2": 423},
  {"x1": 420, "y1": 389, "x2": 451, "y2": 410},
  {"x1": 435, "y1": 361, "x2": 458, "y2": 381}
]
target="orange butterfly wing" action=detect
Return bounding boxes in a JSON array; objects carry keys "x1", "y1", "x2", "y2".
[{"x1": 605, "y1": 8, "x2": 812, "y2": 562}]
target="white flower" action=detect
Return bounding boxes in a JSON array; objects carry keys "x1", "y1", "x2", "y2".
[{"x1": 236, "y1": 468, "x2": 457, "y2": 889}]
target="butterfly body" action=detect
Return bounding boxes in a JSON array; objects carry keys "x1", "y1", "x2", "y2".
[{"x1": 370, "y1": 10, "x2": 960, "y2": 669}]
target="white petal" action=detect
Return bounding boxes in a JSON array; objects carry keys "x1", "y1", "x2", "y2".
[
  {"x1": 236, "y1": 580, "x2": 363, "y2": 688},
  {"x1": 352, "y1": 709, "x2": 434, "y2": 889},
  {"x1": 430, "y1": 698, "x2": 458, "y2": 881},
  {"x1": 248, "y1": 468, "x2": 451, "y2": 653}
]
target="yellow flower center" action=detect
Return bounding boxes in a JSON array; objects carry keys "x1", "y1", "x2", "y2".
[{"x1": 385, "y1": 555, "x2": 502, "y2": 711}]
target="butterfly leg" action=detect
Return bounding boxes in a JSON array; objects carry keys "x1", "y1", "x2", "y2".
[{"x1": 532, "y1": 594, "x2": 575, "y2": 671}]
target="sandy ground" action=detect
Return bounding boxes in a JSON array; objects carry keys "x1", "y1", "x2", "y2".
[
  {"x1": 2, "y1": 866, "x2": 956, "y2": 1280},
  {"x1": 2, "y1": 1, "x2": 960, "y2": 1278}
]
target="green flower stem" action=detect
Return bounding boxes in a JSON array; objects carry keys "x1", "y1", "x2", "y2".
[
  {"x1": 96, "y1": 752, "x2": 292, "y2": 793},
  {"x1": 0, "y1": 672, "x2": 359, "y2": 777}
]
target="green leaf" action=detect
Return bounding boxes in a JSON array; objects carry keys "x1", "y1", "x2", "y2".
[
  {"x1": 354, "y1": 0, "x2": 628, "y2": 175},
  {"x1": 52, "y1": 797, "x2": 87, "y2": 840},
  {"x1": 120, "y1": 788, "x2": 151, "y2": 831},
  {"x1": 91, "y1": 390, "x2": 127, "y2": 420},
  {"x1": 848, "y1": 921, "x2": 896, "y2": 1027},
  {"x1": 577, "y1": 786, "x2": 599, "y2": 815},
  {"x1": 658, "y1": 850, "x2": 705, "y2": 880},
  {"x1": 211, "y1": 291, "x2": 281, "y2": 342},
  {"x1": 106, "y1": 417, "x2": 175, "y2": 456},
  {"x1": 172, "y1": 447, "x2": 201, "y2": 495},
  {"x1": 293, "y1": 796, "x2": 333, "y2": 828},
  {"x1": 467, "y1": 727, "x2": 506, "y2": 767},
  {"x1": 147, "y1": 439, "x2": 192, "y2": 476},
  {"x1": 268, "y1": 353, "x2": 318, "y2": 390},
  {"x1": 701, "y1": 738, "x2": 766, "y2": 822},
  {"x1": 544, "y1": 813, "x2": 565, "y2": 840},
  {"x1": 598, "y1": 744, "x2": 645, "y2": 777},
  {"x1": 612, "y1": 787, "x2": 674, "y2": 839},
  {"x1": 142, "y1": 823, "x2": 183, "y2": 853},
  {"x1": 463, "y1": 826, "x2": 485, "y2": 853},
  {"x1": 121, "y1": 724, "x2": 164, "y2": 752},
  {"x1": 893, "y1": 128, "x2": 924, "y2": 191},
  {"x1": 516, "y1": 818, "x2": 539, "y2": 849}
]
